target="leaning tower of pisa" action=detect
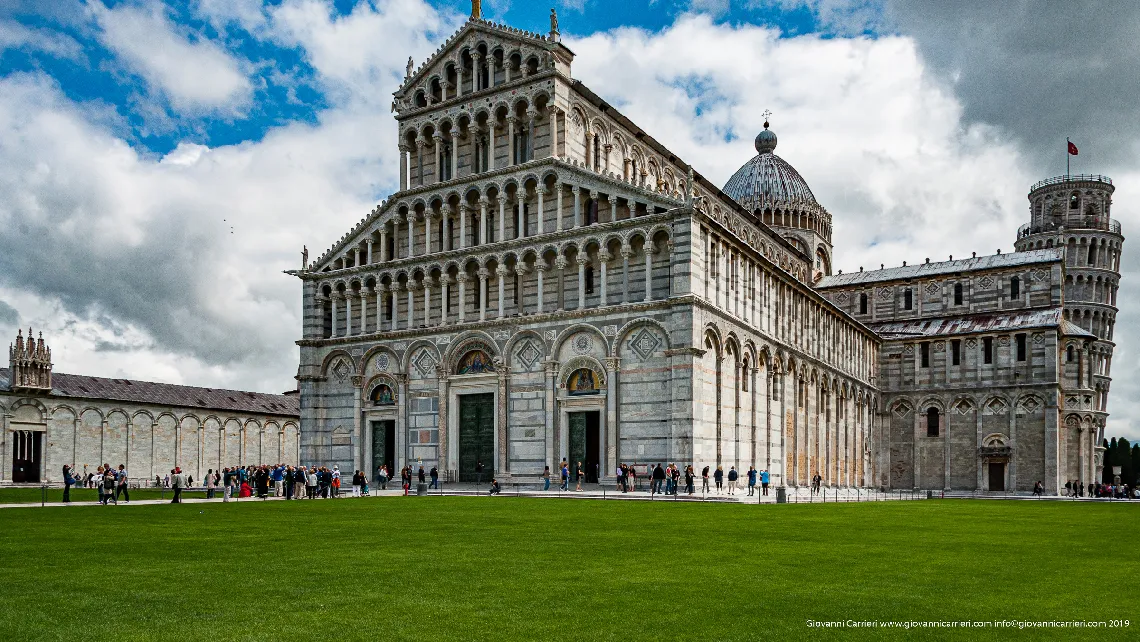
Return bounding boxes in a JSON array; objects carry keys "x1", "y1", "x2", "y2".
[{"x1": 1015, "y1": 174, "x2": 1123, "y2": 481}]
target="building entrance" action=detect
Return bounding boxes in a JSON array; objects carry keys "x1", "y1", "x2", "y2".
[
  {"x1": 988, "y1": 462, "x2": 1006, "y2": 492},
  {"x1": 459, "y1": 393, "x2": 494, "y2": 482},
  {"x1": 371, "y1": 420, "x2": 396, "y2": 479},
  {"x1": 12, "y1": 430, "x2": 42, "y2": 483},
  {"x1": 568, "y1": 411, "x2": 601, "y2": 484}
]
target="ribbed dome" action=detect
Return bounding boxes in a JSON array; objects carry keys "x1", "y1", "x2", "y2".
[{"x1": 723, "y1": 122, "x2": 818, "y2": 210}]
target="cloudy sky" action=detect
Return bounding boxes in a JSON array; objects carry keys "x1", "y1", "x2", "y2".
[{"x1": 1, "y1": 0, "x2": 1136, "y2": 438}]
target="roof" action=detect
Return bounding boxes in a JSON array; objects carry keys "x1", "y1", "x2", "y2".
[
  {"x1": 868, "y1": 308, "x2": 1092, "y2": 339},
  {"x1": 722, "y1": 123, "x2": 820, "y2": 209},
  {"x1": 815, "y1": 248, "x2": 1064, "y2": 289},
  {"x1": 0, "y1": 368, "x2": 299, "y2": 417}
]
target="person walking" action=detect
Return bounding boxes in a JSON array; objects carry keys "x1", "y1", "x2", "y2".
[
  {"x1": 760, "y1": 469, "x2": 770, "y2": 496},
  {"x1": 351, "y1": 470, "x2": 362, "y2": 497},
  {"x1": 713, "y1": 465, "x2": 724, "y2": 494},
  {"x1": 685, "y1": 465, "x2": 695, "y2": 495},
  {"x1": 475, "y1": 461, "x2": 485, "y2": 486},
  {"x1": 115, "y1": 464, "x2": 130, "y2": 503},
  {"x1": 542, "y1": 465, "x2": 551, "y2": 491},
  {"x1": 560, "y1": 462, "x2": 569, "y2": 491},
  {"x1": 170, "y1": 468, "x2": 183, "y2": 504},
  {"x1": 332, "y1": 466, "x2": 342, "y2": 498},
  {"x1": 747, "y1": 466, "x2": 757, "y2": 496},
  {"x1": 702, "y1": 466, "x2": 711, "y2": 494},
  {"x1": 575, "y1": 462, "x2": 584, "y2": 491},
  {"x1": 102, "y1": 468, "x2": 117, "y2": 505},
  {"x1": 205, "y1": 468, "x2": 215, "y2": 499},
  {"x1": 727, "y1": 466, "x2": 739, "y2": 495},
  {"x1": 378, "y1": 465, "x2": 388, "y2": 491},
  {"x1": 671, "y1": 464, "x2": 681, "y2": 495}
]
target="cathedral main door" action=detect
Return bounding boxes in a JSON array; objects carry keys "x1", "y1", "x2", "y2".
[
  {"x1": 371, "y1": 421, "x2": 395, "y2": 479},
  {"x1": 988, "y1": 462, "x2": 1006, "y2": 492},
  {"x1": 458, "y1": 394, "x2": 494, "y2": 482},
  {"x1": 568, "y1": 411, "x2": 601, "y2": 484}
]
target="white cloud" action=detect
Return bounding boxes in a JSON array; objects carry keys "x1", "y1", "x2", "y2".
[
  {"x1": 0, "y1": 20, "x2": 85, "y2": 60},
  {"x1": 87, "y1": 0, "x2": 252, "y2": 114}
]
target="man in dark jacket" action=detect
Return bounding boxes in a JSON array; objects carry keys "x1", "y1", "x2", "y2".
[{"x1": 652, "y1": 464, "x2": 666, "y2": 495}]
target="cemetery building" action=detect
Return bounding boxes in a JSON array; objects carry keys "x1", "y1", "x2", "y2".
[
  {"x1": 2, "y1": 329, "x2": 300, "y2": 484},
  {"x1": 293, "y1": 5, "x2": 1123, "y2": 493}
]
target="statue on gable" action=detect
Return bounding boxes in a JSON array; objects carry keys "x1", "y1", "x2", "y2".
[
  {"x1": 550, "y1": 9, "x2": 559, "y2": 37},
  {"x1": 406, "y1": 56, "x2": 414, "y2": 78}
]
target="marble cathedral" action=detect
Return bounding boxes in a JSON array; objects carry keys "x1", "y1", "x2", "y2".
[{"x1": 293, "y1": 5, "x2": 1122, "y2": 493}]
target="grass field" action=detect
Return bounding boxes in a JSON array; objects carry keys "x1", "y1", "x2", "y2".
[
  {"x1": 0, "y1": 486, "x2": 211, "y2": 504},
  {"x1": 0, "y1": 498, "x2": 1135, "y2": 641}
]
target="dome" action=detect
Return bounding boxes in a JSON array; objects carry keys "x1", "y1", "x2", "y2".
[{"x1": 723, "y1": 121, "x2": 818, "y2": 210}]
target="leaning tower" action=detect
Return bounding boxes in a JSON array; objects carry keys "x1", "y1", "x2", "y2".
[{"x1": 1014, "y1": 173, "x2": 1123, "y2": 482}]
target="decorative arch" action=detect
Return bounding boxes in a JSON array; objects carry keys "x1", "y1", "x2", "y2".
[
  {"x1": 552, "y1": 322, "x2": 609, "y2": 356},
  {"x1": 445, "y1": 330, "x2": 501, "y2": 369},
  {"x1": 558, "y1": 355, "x2": 607, "y2": 391},
  {"x1": 614, "y1": 317, "x2": 671, "y2": 358}
]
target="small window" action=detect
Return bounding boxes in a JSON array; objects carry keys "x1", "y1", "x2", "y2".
[
  {"x1": 1070, "y1": 191, "x2": 1079, "y2": 209},
  {"x1": 859, "y1": 293, "x2": 868, "y2": 315},
  {"x1": 903, "y1": 287, "x2": 912, "y2": 310},
  {"x1": 954, "y1": 283, "x2": 964, "y2": 306},
  {"x1": 1010, "y1": 276, "x2": 1020, "y2": 300},
  {"x1": 1016, "y1": 334, "x2": 1027, "y2": 361},
  {"x1": 983, "y1": 337, "x2": 993, "y2": 364},
  {"x1": 585, "y1": 266, "x2": 595, "y2": 294},
  {"x1": 920, "y1": 342, "x2": 930, "y2": 368},
  {"x1": 1087, "y1": 243, "x2": 1096, "y2": 266},
  {"x1": 926, "y1": 407, "x2": 940, "y2": 437},
  {"x1": 951, "y1": 339, "x2": 961, "y2": 366},
  {"x1": 1067, "y1": 345, "x2": 1074, "y2": 362}
]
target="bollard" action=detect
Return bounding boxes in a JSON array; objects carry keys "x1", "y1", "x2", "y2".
[
  {"x1": 776, "y1": 486, "x2": 787, "y2": 504},
  {"x1": 42, "y1": 484, "x2": 46, "y2": 507}
]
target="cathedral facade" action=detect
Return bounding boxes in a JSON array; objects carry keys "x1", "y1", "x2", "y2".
[{"x1": 294, "y1": 7, "x2": 1122, "y2": 493}]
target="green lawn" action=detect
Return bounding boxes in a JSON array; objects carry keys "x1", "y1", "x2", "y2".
[
  {"x1": 0, "y1": 487, "x2": 212, "y2": 504},
  {"x1": 0, "y1": 498, "x2": 1135, "y2": 641}
]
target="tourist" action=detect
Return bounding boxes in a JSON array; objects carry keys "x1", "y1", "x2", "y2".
[
  {"x1": 351, "y1": 470, "x2": 361, "y2": 497},
  {"x1": 163, "y1": 473, "x2": 170, "y2": 488},
  {"x1": 560, "y1": 462, "x2": 569, "y2": 491},
  {"x1": 401, "y1": 466, "x2": 411, "y2": 495},
  {"x1": 239, "y1": 478, "x2": 252, "y2": 498},
  {"x1": 702, "y1": 466, "x2": 710, "y2": 493},
  {"x1": 747, "y1": 466, "x2": 757, "y2": 496},
  {"x1": 727, "y1": 466, "x2": 739, "y2": 495},
  {"x1": 430, "y1": 466, "x2": 439, "y2": 490},
  {"x1": 651, "y1": 463, "x2": 665, "y2": 495},
  {"x1": 361, "y1": 472, "x2": 369, "y2": 496},
  {"x1": 116, "y1": 464, "x2": 130, "y2": 503},
  {"x1": 418, "y1": 466, "x2": 426, "y2": 489},
  {"x1": 713, "y1": 465, "x2": 724, "y2": 493},
  {"x1": 378, "y1": 465, "x2": 388, "y2": 491},
  {"x1": 543, "y1": 465, "x2": 551, "y2": 491},
  {"x1": 102, "y1": 467, "x2": 117, "y2": 505},
  {"x1": 62, "y1": 465, "x2": 73, "y2": 503},
  {"x1": 760, "y1": 469, "x2": 770, "y2": 496},
  {"x1": 204, "y1": 469, "x2": 215, "y2": 499},
  {"x1": 332, "y1": 466, "x2": 342, "y2": 498},
  {"x1": 475, "y1": 461, "x2": 485, "y2": 485},
  {"x1": 1032, "y1": 481, "x2": 1044, "y2": 497},
  {"x1": 576, "y1": 462, "x2": 584, "y2": 491},
  {"x1": 671, "y1": 464, "x2": 681, "y2": 495},
  {"x1": 628, "y1": 465, "x2": 637, "y2": 492},
  {"x1": 490, "y1": 478, "x2": 501, "y2": 495},
  {"x1": 812, "y1": 473, "x2": 822, "y2": 494},
  {"x1": 291, "y1": 466, "x2": 303, "y2": 499},
  {"x1": 95, "y1": 467, "x2": 105, "y2": 504},
  {"x1": 1064, "y1": 480, "x2": 1072, "y2": 497},
  {"x1": 685, "y1": 465, "x2": 695, "y2": 495},
  {"x1": 170, "y1": 468, "x2": 183, "y2": 504}
]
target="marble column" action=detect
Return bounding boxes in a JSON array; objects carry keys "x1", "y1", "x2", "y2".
[
  {"x1": 330, "y1": 294, "x2": 340, "y2": 337},
  {"x1": 621, "y1": 248, "x2": 633, "y2": 304},
  {"x1": 599, "y1": 251, "x2": 610, "y2": 307},
  {"x1": 536, "y1": 188, "x2": 545, "y2": 236},
  {"x1": 516, "y1": 194, "x2": 525, "y2": 239},
  {"x1": 577, "y1": 256, "x2": 587, "y2": 309},
  {"x1": 555, "y1": 257, "x2": 568, "y2": 311},
  {"x1": 610, "y1": 196, "x2": 618, "y2": 223},
  {"x1": 556, "y1": 184, "x2": 564, "y2": 232},
  {"x1": 406, "y1": 212, "x2": 416, "y2": 258},
  {"x1": 496, "y1": 265, "x2": 508, "y2": 318},
  {"x1": 380, "y1": 228, "x2": 389, "y2": 262},
  {"x1": 478, "y1": 268, "x2": 489, "y2": 321},
  {"x1": 572, "y1": 185, "x2": 581, "y2": 227},
  {"x1": 390, "y1": 284, "x2": 401, "y2": 331},
  {"x1": 460, "y1": 206, "x2": 468, "y2": 249},
  {"x1": 345, "y1": 294, "x2": 353, "y2": 336},
  {"x1": 488, "y1": 119, "x2": 496, "y2": 171},
  {"x1": 359, "y1": 290, "x2": 368, "y2": 334},
  {"x1": 451, "y1": 133, "x2": 459, "y2": 180},
  {"x1": 375, "y1": 283, "x2": 386, "y2": 331},
  {"x1": 443, "y1": 206, "x2": 453, "y2": 251},
  {"x1": 507, "y1": 116, "x2": 517, "y2": 166},
  {"x1": 416, "y1": 138, "x2": 426, "y2": 187},
  {"x1": 514, "y1": 266, "x2": 527, "y2": 315},
  {"x1": 497, "y1": 196, "x2": 506, "y2": 243},
  {"x1": 426, "y1": 212, "x2": 435, "y2": 254},
  {"x1": 536, "y1": 263, "x2": 547, "y2": 314},
  {"x1": 366, "y1": 239, "x2": 374, "y2": 265},
  {"x1": 423, "y1": 279, "x2": 433, "y2": 327},
  {"x1": 406, "y1": 281, "x2": 417, "y2": 329},
  {"x1": 549, "y1": 107, "x2": 559, "y2": 158},
  {"x1": 457, "y1": 274, "x2": 468, "y2": 323},
  {"x1": 644, "y1": 244, "x2": 653, "y2": 302},
  {"x1": 433, "y1": 133, "x2": 443, "y2": 183},
  {"x1": 441, "y1": 276, "x2": 451, "y2": 325},
  {"x1": 398, "y1": 144, "x2": 409, "y2": 191},
  {"x1": 478, "y1": 199, "x2": 488, "y2": 245},
  {"x1": 605, "y1": 357, "x2": 619, "y2": 473}
]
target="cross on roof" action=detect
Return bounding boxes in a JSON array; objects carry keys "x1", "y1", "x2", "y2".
[{"x1": 762, "y1": 109, "x2": 773, "y2": 121}]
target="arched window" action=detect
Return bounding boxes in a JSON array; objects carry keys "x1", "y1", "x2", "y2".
[
  {"x1": 741, "y1": 357, "x2": 750, "y2": 392},
  {"x1": 903, "y1": 287, "x2": 913, "y2": 310},
  {"x1": 456, "y1": 350, "x2": 495, "y2": 375},
  {"x1": 926, "y1": 407, "x2": 940, "y2": 437},
  {"x1": 370, "y1": 384, "x2": 396, "y2": 406},
  {"x1": 859, "y1": 292, "x2": 868, "y2": 315},
  {"x1": 1067, "y1": 345, "x2": 1074, "y2": 362},
  {"x1": 567, "y1": 368, "x2": 599, "y2": 395},
  {"x1": 1010, "y1": 276, "x2": 1020, "y2": 300},
  {"x1": 1069, "y1": 191, "x2": 1079, "y2": 209},
  {"x1": 585, "y1": 266, "x2": 595, "y2": 294}
]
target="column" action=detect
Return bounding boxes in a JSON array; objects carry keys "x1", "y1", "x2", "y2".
[
  {"x1": 416, "y1": 138, "x2": 426, "y2": 187},
  {"x1": 514, "y1": 266, "x2": 527, "y2": 315},
  {"x1": 605, "y1": 357, "x2": 619, "y2": 472},
  {"x1": 507, "y1": 116, "x2": 517, "y2": 165},
  {"x1": 380, "y1": 227, "x2": 389, "y2": 262},
  {"x1": 423, "y1": 279, "x2": 433, "y2": 327},
  {"x1": 375, "y1": 283, "x2": 386, "y2": 331},
  {"x1": 496, "y1": 265, "x2": 507, "y2": 318},
  {"x1": 398, "y1": 144, "x2": 409, "y2": 191},
  {"x1": 555, "y1": 257, "x2": 567, "y2": 311},
  {"x1": 526, "y1": 110, "x2": 536, "y2": 160},
  {"x1": 366, "y1": 239, "x2": 374, "y2": 265},
  {"x1": 390, "y1": 284, "x2": 400, "y2": 331},
  {"x1": 425, "y1": 212, "x2": 434, "y2": 255},
  {"x1": 478, "y1": 268, "x2": 489, "y2": 321},
  {"x1": 536, "y1": 263, "x2": 546, "y2": 314},
  {"x1": 549, "y1": 107, "x2": 559, "y2": 158},
  {"x1": 359, "y1": 290, "x2": 367, "y2": 334},
  {"x1": 572, "y1": 185, "x2": 581, "y2": 227},
  {"x1": 478, "y1": 199, "x2": 488, "y2": 245},
  {"x1": 411, "y1": 212, "x2": 422, "y2": 257},
  {"x1": 643, "y1": 244, "x2": 653, "y2": 302},
  {"x1": 428, "y1": 133, "x2": 440, "y2": 181},
  {"x1": 443, "y1": 206, "x2": 453, "y2": 251},
  {"x1": 497, "y1": 196, "x2": 506, "y2": 242},
  {"x1": 457, "y1": 274, "x2": 468, "y2": 323},
  {"x1": 460, "y1": 206, "x2": 468, "y2": 249},
  {"x1": 516, "y1": 194, "x2": 525, "y2": 239},
  {"x1": 330, "y1": 294, "x2": 340, "y2": 337},
  {"x1": 577, "y1": 257, "x2": 587, "y2": 309},
  {"x1": 406, "y1": 281, "x2": 416, "y2": 329},
  {"x1": 473, "y1": 53, "x2": 482, "y2": 91},
  {"x1": 345, "y1": 294, "x2": 353, "y2": 336},
  {"x1": 488, "y1": 119, "x2": 496, "y2": 171},
  {"x1": 556, "y1": 184, "x2": 564, "y2": 232},
  {"x1": 441, "y1": 276, "x2": 451, "y2": 325},
  {"x1": 621, "y1": 249, "x2": 632, "y2": 304},
  {"x1": 610, "y1": 196, "x2": 618, "y2": 222},
  {"x1": 353, "y1": 247, "x2": 360, "y2": 267},
  {"x1": 599, "y1": 251, "x2": 610, "y2": 307},
  {"x1": 451, "y1": 133, "x2": 459, "y2": 179},
  {"x1": 536, "y1": 188, "x2": 545, "y2": 236}
]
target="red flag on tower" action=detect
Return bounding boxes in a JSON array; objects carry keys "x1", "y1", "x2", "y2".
[{"x1": 1068, "y1": 140, "x2": 1079, "y2": 155}]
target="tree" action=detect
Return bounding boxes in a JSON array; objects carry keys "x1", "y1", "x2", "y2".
[{"x1": 1132, "y1": 445, "x2": 1140, "y2": 485}]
